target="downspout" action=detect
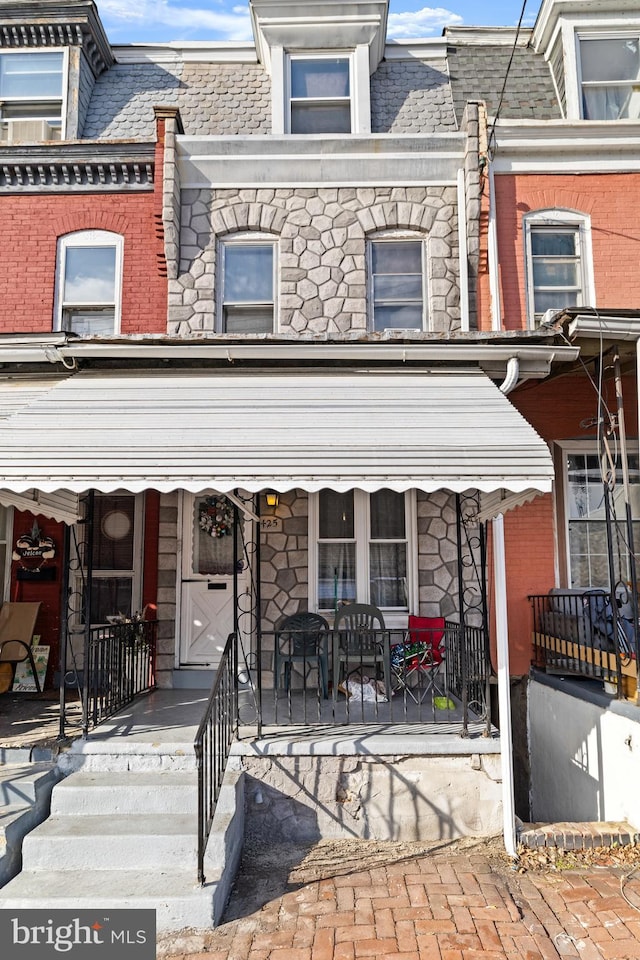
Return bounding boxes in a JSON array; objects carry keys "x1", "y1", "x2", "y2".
[
  {"x1": 488, "y1": 163, "x2": 502, "y2": 332},
  {"x1": 493, "y1": 513, "x2": 517, "y2": 858},
  {"x1": 499, "y1": 357, "x2": 520, "y2": 395},
  {"x1": 457, "y1": 169, "x2": 470, "y2": 332}
]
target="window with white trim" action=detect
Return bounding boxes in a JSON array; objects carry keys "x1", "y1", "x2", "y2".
[
  {"x1": 219, "y1": 238, "x2": 275, "y2": 333},
  {"x1": 579, "y1": 35, "x2": 640, "y2": 120},
  {"x1": 311, "y1": 489, "x2": 414, "y2": 615},
  {"x1": 0, "y1": 50, "x2": 65, "y2": 142},
  {"x1": 524, "y1": 212, "x2": 593, "y2": 326},
  {"x1": 56, "y1": 231, "x2": 123, "y2": 335},
  {"x1": 565, "y1": 451, "x2": 640, "y2": 588},
  {"x1": 288, "y1": 55, "x2": 351, "y2": 134},
  {"x1": 369, "y1": 238, "x2": 427, "y2": 332}
]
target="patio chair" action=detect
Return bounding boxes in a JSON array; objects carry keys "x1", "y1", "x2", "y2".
[
  {"x1": 0, "y1": 601, "x2": 42, "y2": 694},
  {"x1": 333, "y1": 603, "x2": 391, "y2": 701},
  {"x1": 391, "y1": 615, "x2": 446, "y2": 704},
  {"x1": 274, "y1": 611, "x2": 330, "y2": 698}
]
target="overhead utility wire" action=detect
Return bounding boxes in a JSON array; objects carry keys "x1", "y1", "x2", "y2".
[{"x1": 487, "y1": 0, "x2": 529, "y2": 157}]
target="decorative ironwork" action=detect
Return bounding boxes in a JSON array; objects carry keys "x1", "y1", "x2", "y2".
[
  {"x1": 84, "y1": 619, "x2": 157, "y2": 733},
  {"x1": 194, "y1": 631, "x2": 237, "y2": 885}
]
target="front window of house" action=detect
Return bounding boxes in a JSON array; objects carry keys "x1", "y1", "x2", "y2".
[
  {"x1": 56, "y1": 231, "x2": 123, "y2": 335},
  {"x1": 566, "y1": 453, "x2": 640, "y2": 587},
  {"x1": 0, "y1": 50, "x2": 64, "y2": 142},
  {"x1": 220, "y1": 240, "x2": 275, "y2": 333},
  {"x1": 289, "y1": 56, "x2": 351, "y2": 134},
  {"x1": 370, "y1": 239, "x2": 426, "y2": 331},
  {"x1": 314, "y1": 488, "x2": 411, "y2": 612},
  {"x1": 579, "y1": 36, "x2": 640, "y2": 120}
]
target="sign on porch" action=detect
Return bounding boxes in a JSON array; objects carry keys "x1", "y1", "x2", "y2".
[{"x1": 12, "y1": 521, "x2": 56, "y2": 572}]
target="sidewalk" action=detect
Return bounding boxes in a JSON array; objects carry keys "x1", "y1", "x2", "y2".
[{"x1": 158, "y1": 837, "x2": 640, "y2": 959}]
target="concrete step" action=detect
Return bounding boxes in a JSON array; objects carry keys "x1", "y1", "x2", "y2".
[
  {"x1": 518, "y1": 820, "x2": 640, "y2": 849},
  {"x1": 0, "y1": 869, "x2": 216, "y2": 932},
  {"x1": 22, "y1": 813, "x2": 198, "y2": 871},
  {"x1": 58, "y1": 740, "x2": 198, "y2": 774},
  {"x1": 0, "y1": 762, "x2": 63, "y2": 887},
  {"x1": 50, "y1": 770, "x2": 198, "y2": 817}
]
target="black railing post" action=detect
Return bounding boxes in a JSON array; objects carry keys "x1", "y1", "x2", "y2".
[
  {"x1": 82, "y1": 490, "x2": 95, "y2": 738},
  {"x1": 455, "y1": 493, "x2": 469, "y2": 736},
  {"x1": 58, "y1": 522, "x2": 71, "y2": 742}
]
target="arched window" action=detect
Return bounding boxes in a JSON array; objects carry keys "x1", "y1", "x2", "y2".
[
  {"x1": 523, "y1": 210, "x2": 594, "y2": 327},
  {"x1": 55, "y1": 230, "x2": 124, "y2": 335}
]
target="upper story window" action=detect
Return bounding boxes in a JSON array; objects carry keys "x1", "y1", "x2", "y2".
[
  {"x1": 219, "y1": 238, "x2": 275, "y2": 334},
  {"x1": 524, "y1": 211, "x2": 593, "y2": 326},
  {"x1": 579, "y1": 35, "x2": 640, "y2": 120},
  {"x1": 56, "y1": 231, "x2": 123, "y2": 336},
  {"x1": 0, "y1": 50, "x2": 64, "y2": 142},
  {"x1": 288, "y1": 56, "x2": 351, "y2": 134},
  {"x1": 369, "y1": 238, "x2": 427, "y2": 332}
]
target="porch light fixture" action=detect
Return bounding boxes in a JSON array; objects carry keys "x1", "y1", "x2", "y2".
[{"x1": 265, "y1": 491, "x2": 279, "y2": 508}]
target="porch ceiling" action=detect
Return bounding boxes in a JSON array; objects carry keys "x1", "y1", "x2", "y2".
[{"x1": 0, "y1": 368, "x2": 553, "y2": 496}]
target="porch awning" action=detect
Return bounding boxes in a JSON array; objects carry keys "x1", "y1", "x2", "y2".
[{"x1": 0, "y1": 368, "x2": 553, "y2": 496}]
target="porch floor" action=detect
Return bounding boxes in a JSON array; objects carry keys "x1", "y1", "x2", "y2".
[{"x1": 0, "y1": 686, "x2": 499, "y2": 759}]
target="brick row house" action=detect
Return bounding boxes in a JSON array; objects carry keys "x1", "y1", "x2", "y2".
[{"x1": 0, "y1": 0, "x2": 637, "y2": 914}]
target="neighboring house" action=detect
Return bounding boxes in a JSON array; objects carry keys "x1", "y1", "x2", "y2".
[{"x1": 0, "y1": 0, "x2": 635, "y2": 859}]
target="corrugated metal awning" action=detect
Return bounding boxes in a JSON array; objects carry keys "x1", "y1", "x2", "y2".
[{"x1": 0, "y1": 368, "x2": 553, "y2": 496}]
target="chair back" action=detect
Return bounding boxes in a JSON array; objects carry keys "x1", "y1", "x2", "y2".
[
  {"x1": 279, "y1": 612, "x2": 329, "y2": 655},
  {"x1": 335, "y1": 603, "x2": 385, "y2": 654},
  {"x1": 0, "y1": 602, "x2": 42, "y2": 662},
  {"x1": 408, "y1": 614, "x2": 445, "y2": 664}
]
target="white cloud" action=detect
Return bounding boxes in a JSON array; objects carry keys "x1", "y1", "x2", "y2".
[
  {"x1": 387, "y1": 6, "x2": 464, "y2": 39},
  {"x1": 98, "y1": 0, "x2": 253, "y2": 41}
]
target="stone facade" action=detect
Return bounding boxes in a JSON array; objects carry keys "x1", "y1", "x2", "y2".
[
  {"x1": 170, "y1": 186, "x2": 460, "y2": 336},
  {"x1": 156, "y1": 492, "x2": 179, "y2": 688}
]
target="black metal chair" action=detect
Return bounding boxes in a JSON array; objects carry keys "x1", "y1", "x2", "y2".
[
  {"x1": 274, "y1": 611, "x2": 330, "y2": 698},
  {"x1": 333, "y1": 602, "x2": 391, "y2": 701}
]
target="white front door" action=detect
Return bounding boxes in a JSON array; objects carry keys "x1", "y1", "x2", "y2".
[{"x1": 179, "y1": 493, "x2": 247, "y2": 668}]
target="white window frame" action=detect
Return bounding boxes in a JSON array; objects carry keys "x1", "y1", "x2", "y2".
[
  {"x1": 368, "y1": 234, "x2": 429, "y2": 333},
  {"x1": 523, "y1": 210, "x2": 594, "y2": 328},
  {"x1": 54, "y1": 230, "x2": 124, "y2": 335},
  {"x1": 308, "y1": 489, "x2": 417, "y2": 626},
  {"x1": 217, "y1": 234, "x2": 277, "y2": 334},
  {"x1": 285, "y1": 52, "x2": 353, "y2": 135},
  {"x1": 559, "y1": 440, "x2": 640, "y2": 589},
  {"x1": 0, "y1": 48, "x2": 68, "y2": 141},
  {"x1": 576, "y1": 30, "x2": 640, "y2": 121}
]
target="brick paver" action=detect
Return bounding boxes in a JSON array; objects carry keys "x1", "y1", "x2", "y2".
[{"x1": 158, "y1": 844, "x2": 640, "y2": 959}]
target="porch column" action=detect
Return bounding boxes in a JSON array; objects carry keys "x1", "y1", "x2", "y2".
[{"x1": 492, "y1": 513, "x2": 517, "y2": 858}]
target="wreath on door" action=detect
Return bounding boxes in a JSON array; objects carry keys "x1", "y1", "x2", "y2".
[{"x1": 198, "y1": 496, "x2": 234, "y2": 538}]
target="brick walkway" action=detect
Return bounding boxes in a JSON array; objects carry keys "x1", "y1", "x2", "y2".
[{"x1": 158, "y1": 840, "x2": 640, "y2": 960}]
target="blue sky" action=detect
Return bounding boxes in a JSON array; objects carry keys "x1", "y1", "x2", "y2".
[{"x1": 96, "y1": 1, "x2": 537, "y2": 45}]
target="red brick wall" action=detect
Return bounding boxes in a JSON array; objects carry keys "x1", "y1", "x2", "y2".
[
  {"x1": 493, "y1": 173, "x2": 640, "y2": 329},
  {"x1": 0, "y1": 192, "x2": 167, "y2": 334}
]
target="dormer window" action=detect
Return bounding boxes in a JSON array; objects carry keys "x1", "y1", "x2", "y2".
[
  {"x1": 579, "y1": 36, "x2": 640, "y2": 120},
  {"x1": 0, "y1": 50, "x2": 64, "y2": 142},
  {"x1": 288, "y1": 56, "x2": 351, "y2": 134}
]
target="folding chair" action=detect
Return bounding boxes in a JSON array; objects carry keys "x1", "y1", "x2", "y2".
[
  {"x1": 0, "y1": 602, "x2": 43, "y2": 693},
  {"x1": 391, "y1": 615, "x2": 445, "y2": 704}
]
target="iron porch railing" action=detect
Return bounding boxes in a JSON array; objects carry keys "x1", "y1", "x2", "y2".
[
  {"x1": 265, "y1": 621, "x2": 492, "y2": 734},
  {"x1": 82, "y1": 619, "x2": 157, "y2": 735},
  {"x1": 530, "y1": 592, "x2": 638, "y2": 700},
  {"x1": 194, "y1": 632, "x2": 238, "y2": 886}
]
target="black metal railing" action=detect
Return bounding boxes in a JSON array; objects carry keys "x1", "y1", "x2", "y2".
[
  {"x1": 194, "y1": 632, "x2": 238, "y2": 886},
  {"x1": 264, "y1": 621, "x2": 492, "y2": 734},
  {"x1": 83, "y1": 620, "x2": 157, "y2": 735},
  {"x1": 530, "y1": 592, "x2": 638, "y2": 699}
]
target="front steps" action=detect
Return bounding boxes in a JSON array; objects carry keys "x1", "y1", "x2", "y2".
[
  {"x1": 518, "y1": 820, "x2": 640, "y2": 849},
  {"x1": 0, "y1": 759, "x2": 62, "y2": 886},
  {"x1": 0, "y1": 741, "x2": 243, "y2": 933}
]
